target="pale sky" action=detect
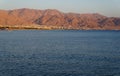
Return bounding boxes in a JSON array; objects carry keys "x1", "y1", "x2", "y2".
[{"x1": 0, "y1": 0, "x2": 120, "y2": 17}]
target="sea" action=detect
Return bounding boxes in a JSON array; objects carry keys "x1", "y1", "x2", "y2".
[{"x1": 0, "y1": 30, "x2": 120, "y2": 76}]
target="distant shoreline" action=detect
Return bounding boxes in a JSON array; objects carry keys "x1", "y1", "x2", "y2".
[{"x1": 0, "y1": 25, "x2": 120, "y2": 31}]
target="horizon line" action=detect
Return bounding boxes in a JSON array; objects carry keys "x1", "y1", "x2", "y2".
[{"x1": 0, "y1": 8, "x2": 117, "y2": 17}]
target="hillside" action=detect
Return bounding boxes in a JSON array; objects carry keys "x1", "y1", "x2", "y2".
[{"x1": 0, "y1": 8, "x2": 120, "y2": 30}]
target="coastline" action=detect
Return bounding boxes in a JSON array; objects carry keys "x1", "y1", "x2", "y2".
[{"x1": 0, "y1": 25, "x2": 120, "y2": 31}]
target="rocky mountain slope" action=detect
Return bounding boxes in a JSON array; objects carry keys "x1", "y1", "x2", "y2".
[{"x1": 0, "y1": 8, "x2": 120, "y2": 30}]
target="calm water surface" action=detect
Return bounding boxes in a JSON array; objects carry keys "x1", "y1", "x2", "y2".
[{"x1": 0, "y1": 30, "x2": 120, "y2": 76}]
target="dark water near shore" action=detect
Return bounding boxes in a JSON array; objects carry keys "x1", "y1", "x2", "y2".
[{"x1": 0, "y1": 30, "x2": 120, "y2": 76}]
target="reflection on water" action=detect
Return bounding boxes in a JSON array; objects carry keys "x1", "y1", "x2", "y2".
[{"x1": 0, "y1": 30, "x2": 120, "y2": 76}]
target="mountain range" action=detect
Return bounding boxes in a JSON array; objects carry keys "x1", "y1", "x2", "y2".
[{"x1": 0, "y1": 8, "x2": 120, "y2": 30}]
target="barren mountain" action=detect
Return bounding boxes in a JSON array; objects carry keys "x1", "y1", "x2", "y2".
[{"x1": 0, "y1": 8, "x2": 120, "y2": 30}]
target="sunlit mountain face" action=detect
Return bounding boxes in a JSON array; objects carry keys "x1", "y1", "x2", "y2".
[{"x1": 0, "y1": 8, "x2": 120, "y2": 30}]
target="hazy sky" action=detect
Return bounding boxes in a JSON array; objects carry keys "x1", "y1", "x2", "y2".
[{"x1": 0, "y1": 0, "x2": 120, "y2": 17}]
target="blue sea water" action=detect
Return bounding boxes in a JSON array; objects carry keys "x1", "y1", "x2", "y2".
[{"x1": 0, "y1": 30, "x2": 120, "y2": 76}]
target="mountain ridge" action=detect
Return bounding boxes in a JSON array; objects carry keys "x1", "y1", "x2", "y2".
[{"x1": 0, "y1": 8, "x2": 120, "y2": 30}]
